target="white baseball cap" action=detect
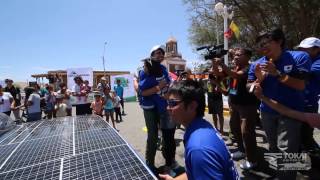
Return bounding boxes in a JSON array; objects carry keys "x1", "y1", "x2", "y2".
[
  {"x1": 297, "y1": 37, "x2": 320, "y2": 48},
  {"x1": 101, "y1": 77, "x2": 107, "y2": 81},
  {"x1": 150, "y1": 45, "x2": 165, "y2": 56}
]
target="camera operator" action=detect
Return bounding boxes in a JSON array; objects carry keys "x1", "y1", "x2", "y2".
[{"x1": 212, "y1": 48, "x2": 259, "y2": 170}]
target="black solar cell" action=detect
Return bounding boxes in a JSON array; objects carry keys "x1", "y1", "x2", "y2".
[{"x1": 0, "y1": 116, "x2": 156, "y2": 179}]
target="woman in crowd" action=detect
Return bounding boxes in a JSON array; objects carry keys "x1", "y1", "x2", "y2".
[{"x1": 0, "y1": 85, "x2": 15, "y2": 116}]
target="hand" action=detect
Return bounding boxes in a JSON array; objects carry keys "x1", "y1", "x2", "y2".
[
  {"x1": 158, "y1": 80, "x2": 167, "y2": 89},
  {"x1": 159, "y1": 174, "x2": 174, "y2": 180},
  {"x1": 254, "y1": 64, "x2": 266, "y2": 83},
  {"x1": 260, "y1": 61, "x2": 278, "y2": 76},
  {"x1": 253, "y1": 82, "x2": 264, "y2": 99}
]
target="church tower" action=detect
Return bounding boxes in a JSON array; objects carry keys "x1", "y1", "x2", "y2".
[{"x1": 162, "y1": 36, "x2": 186, "y2": 73}]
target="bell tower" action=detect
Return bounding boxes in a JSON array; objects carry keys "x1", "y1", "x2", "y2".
[{"x1": 162, "y1": 36, "x2": 186, "y2": 73}]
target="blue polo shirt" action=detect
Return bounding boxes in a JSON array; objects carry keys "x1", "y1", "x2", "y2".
[
  {"x1": 113, "y1": 85, "x2": 124, "y2": 98},
  {"x1": 138, "y1": 64, "x2": 171, "y2": 113},
  {"x1": 184, "y1": 118, "x2": 239, "y2": 180},
  {"x1": 304, "y1": 54, "x2": 320, "y2": 108},
  {"x1": 248, "y1": 50, "x2": 311, "y2": 114}
]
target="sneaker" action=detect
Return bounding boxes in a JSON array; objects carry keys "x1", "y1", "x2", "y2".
[
  {"x1": 231, "y1": 151, "x2": 245, "y2": 161},
  {"x1": 240, "y1": 160, "x2": 257, "y2": 170}
]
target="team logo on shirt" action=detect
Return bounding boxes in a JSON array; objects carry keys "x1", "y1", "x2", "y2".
[{"x1": 283, "y1": 65, "x2": 293, "y2": 73}]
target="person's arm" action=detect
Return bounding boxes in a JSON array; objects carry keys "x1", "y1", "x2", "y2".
[
  {"x1": 277, "y1": 73, "x2": 305, "y2": 91},
  {"x1": 159, "y1": 173, "x2": 188, "y2": 180},
  {"x1": 221, "y1": 63, "x2": 246, "y2": 79},
  {"x1": 140, "y1": 84, "x2": 163, "y2": 96},
  {"x1": 260, "y1": 96, "x2": 305, "y2": 122},
  {"x1": 27, "y1": 94, "x2": 34, "y2": 106},
  {"x1": 261, "y1": 58, "x2": 310, "y2": 90},
  {"x1": 253, "y1": 83, "x2": 306, "y2": 123},
  {"x1": 133, "y1": 78, "x2": 139, "y2": 92}
]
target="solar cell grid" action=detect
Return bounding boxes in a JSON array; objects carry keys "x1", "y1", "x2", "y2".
[
  {"x1": 62, "y1": 145, "x2": 154, "y2": 180},
  {"x1": 0, "y1": 144, "x2": 18, "y2": 167},
  {"x1": 23, "y1": 125, "x2": 72, "y2": 142},
  {"x1": 0, "y1": 122, "x2": 42, "y2": 145},
  {"x1": 76, "y1": 128, "x2": 126, "y2": 154},
  {"x1": 0, "y1": 116, "x2": 156, "y2": 179},
  {"x1": 38, "y1": 118, "x2": 72, "y2": 127},
  {"x1": 0, "y1": 159, "x2": 60, "y2": 180},
  {"x1": 0, "y1": 135, "x2": 73, "y2": 172},
  {"x1": 75, "y1": 118, "x2": 111, "y2": 132}
]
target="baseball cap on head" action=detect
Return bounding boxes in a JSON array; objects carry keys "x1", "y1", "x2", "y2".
[
  {"x1": 296, "y1": 37, "x2": 320, "y2": 48},
  {"x1": 256, "y1": 28, "x2": 285, "y2": 43},
  {"x1": 150, "y1": 45, "x2": 165, "y2": 56}
]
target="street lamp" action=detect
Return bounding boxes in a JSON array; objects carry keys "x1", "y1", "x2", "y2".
[
  {"x1": 102, "y1": 42, "x2": 107, "y2": 78},
  {"x1": 214, "y1": 2, "x2": 233, "y2": 65}
]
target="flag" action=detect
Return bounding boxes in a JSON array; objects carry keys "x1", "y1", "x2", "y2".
[
  {"x1": 224, "y1": 28, "x2": 233, "y2": 39},
  {"x1": 229, "y1": 21, "x2": 240, "y2": 39}
]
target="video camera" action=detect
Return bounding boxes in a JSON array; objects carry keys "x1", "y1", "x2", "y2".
[{"x1": 196, "y1": 44, "x2": 228, "y2": 60}]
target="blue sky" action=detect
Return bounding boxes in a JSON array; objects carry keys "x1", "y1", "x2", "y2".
[{"x1": 0, "y1": 0, "x2": 199, "y2": 82}]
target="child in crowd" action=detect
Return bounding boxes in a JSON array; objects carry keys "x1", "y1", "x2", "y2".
[
  {"x1": 55, "y1": 94, "x2": 68, "y2": 117},
  {"x1": 103, "y1": 89, "x2": 117, "y2": 130},
  {"x1": 90, "y1": 93, "x2": 103, "y2": 117},
  {"x1": 112, "y1": 91, "x2": 122, "y2": 122},
  {"x1": 58, "y1": 83, "x2": 72, "y2": 116},
  {"x1": 45, "y1": 85, "x2": 56, "y2": 119}
]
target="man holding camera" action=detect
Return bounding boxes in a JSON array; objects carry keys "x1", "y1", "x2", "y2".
[{"x1": 214, "y1": 48, "x2": 259, "y2": 170}]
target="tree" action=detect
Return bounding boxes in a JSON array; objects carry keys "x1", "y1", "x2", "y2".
[{"x1": 183, "y1": 0, "x2": 320, "y2": 49}]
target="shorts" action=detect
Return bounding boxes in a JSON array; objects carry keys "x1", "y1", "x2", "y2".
[
  {"x1": 105, "y1": 109, "x2": 114, "y2": 113},
  {"x1": 208, "y1": 99, "x2": 223, "y2": 115}
]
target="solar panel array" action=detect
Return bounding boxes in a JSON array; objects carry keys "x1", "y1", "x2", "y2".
[{"x1": 0, "y1": 116, "x2": 156, "y2": 180}]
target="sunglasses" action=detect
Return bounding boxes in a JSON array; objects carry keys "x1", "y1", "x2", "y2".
[{"x1": 167, "y1": 99, "x2": 183, "y2": 108}]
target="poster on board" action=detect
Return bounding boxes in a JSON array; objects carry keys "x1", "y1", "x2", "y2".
[
  {"x1": 110, "y1": 74, "x2": 136, "y2": 101},
  {"x1": 67, "y1": 68, "x2": 93, "y2": 104}
]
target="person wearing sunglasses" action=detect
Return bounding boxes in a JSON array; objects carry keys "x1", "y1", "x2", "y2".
[
  {"x1": 160, "y1": 80, "x2": 239, "y2": 180},
  {"x1": 247, "y1": 28, "x2": 312, "y2": 179}
]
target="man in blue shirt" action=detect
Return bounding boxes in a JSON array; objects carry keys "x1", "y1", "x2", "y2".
[
  {"x1": 248, "y1": 28, "x2": 311, "y2": 179},
  {"x1": 134, "y1": 45, "x2": 176, "y2": 176},
  {"x1": 114, "y1": 79, "x2": 125, "y2": 115},
  {"x1": 297, "y1": 37, "x2": 320, "y2": 151},
  {"x1": 160, "y1": 80, "x2": 238, "y2": 180}
]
